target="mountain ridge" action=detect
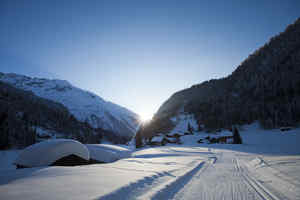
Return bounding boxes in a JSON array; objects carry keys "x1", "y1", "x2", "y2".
[
  {"x1": 0, "y1": 80, "x2": 108, "y2": 149},
  {"x1": 139, "y1": 17, "x2": 300, "y2": 141},
  {"x1": 0, "y1": 72, "x2": 140, "y2": 139}
]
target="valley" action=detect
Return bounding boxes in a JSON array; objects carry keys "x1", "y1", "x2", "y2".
[{"x1": 1, "y1": 125, "x2": 299, "y2": 200}]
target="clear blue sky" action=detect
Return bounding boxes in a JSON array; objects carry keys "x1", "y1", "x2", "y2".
[{"x1": 1, "y1": 0, "x2": 299, "y2": 120}]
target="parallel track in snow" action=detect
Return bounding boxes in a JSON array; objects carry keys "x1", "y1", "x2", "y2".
[
  {"x1": 235, "y1": 158, "x2": 281, "y2": 200},
  {"x1": 150, "y1": 157, "x2": 215, "y2": 200},
  {"x1": 170, "y1": 152, "x2": 285, "y2": 200},
  {"x1": 97, "y1": 149, "x2": 292, "y2": 200},
  {"x1": 98, "y1": 158, "x2": 211, "y2": 200}
]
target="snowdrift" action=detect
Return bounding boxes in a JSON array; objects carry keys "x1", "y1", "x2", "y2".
[
  {"x1": 14, "y1": 139, "x2": 89, "y2": 168},
  {"x1": 86, "y1": 144, "x2": 131, "y2": 163}
]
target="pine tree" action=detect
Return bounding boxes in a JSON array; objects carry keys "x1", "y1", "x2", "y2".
[
  {"x1": 187, "y1": 122, "x2": 194, "y2": 134},
  {"x1": 233, "y1": 126, "x2": 242, "y2": 144},
  {"x1": 0, "y1": 113, "x2": 9, "y2": 149},
  {"x1": 135, "y1": 130, "x2": 143, "y2": 148}
]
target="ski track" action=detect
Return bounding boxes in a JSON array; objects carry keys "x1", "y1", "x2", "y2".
[
  {"x1": 97, "y1": 158, "x2": 208, "y2": 200},
  {"x1": 256, "y1": 156, "x2": 300, "y2": 188},
  {"x1": 97, "y1": 150, "x2": 293, "y2": 200},
  {"x1": 245, "y1": 157, "x2": 300, "y2": 200},
  {"x1": 236, "y1": 159, "x2": 281, "y2": 200},
  {"x1": 2, "y1": 146, "x2": 299, "y2": 200},
  {"x1": 170, "y1": 153, "x2": 289, "y2": 200},
  {"x1": 97, "y1": 171, "x2": 173, "y2": 200}
]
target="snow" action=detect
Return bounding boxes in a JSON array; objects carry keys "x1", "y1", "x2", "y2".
[
  {"x1": 14, "y1": 139, "x2": 89, "y2": 167},
  {"x1": 86, "y1": 144, "x2": 131, "y2": 163},
  {"x1": 34, "y1": 126, "x2": 53, "y2": 137},
  {"x1": 170, "y1": 113, "x2": 198, "y2": 134},
  {"x1": 33, "y1": 126, "x2": 65, "y2": 139},
  {"x1": 1, "y1": 123, "x2": 300, "y2": 200},
  {"x1": 151, "y1": 135, "x2": 164, "y2": 142},
  {"x1": 0, "y1": 73, "x2": 140, "y2": 137},
  {"x1": 246, "y1": 156, "x2": 300, "y2": 199},
  {"x1": 0, "y1": 150, "x2": 20, "y2": 170}
]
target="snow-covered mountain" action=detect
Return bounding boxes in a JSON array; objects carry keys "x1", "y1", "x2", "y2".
[
  {"x1": 0, "y1": 72, "x2": 140, "y2": 139},
  {"x1": 139, "y1": 17, "x2": 300, "y2": 139}
]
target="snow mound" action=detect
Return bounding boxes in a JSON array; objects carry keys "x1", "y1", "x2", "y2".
[
  {"x1": 151, "y1": 135, "x2": 165, "y2": 143},
  {"x1": 86, "y1": 144, "x2": 131, "y2": 163},
  {"x1": 14, "y1": 139, "x2": 89, "y2": 167}
]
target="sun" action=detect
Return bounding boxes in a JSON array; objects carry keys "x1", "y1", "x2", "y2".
[{"x1": 140, "y1": 112, "x2": 153, "y2": 123}]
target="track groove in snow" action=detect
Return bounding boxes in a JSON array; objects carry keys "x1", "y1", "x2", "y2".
[
  {"x1": 236, "y1": 159, "x2": 281, "y2": 200},
  {"x1": 97, "y1": 159, "x2": 207, "y2": 200},
  {"x1": 244, "y1": 157, "x2": 300, "y2": 200},
  {"x1": 97, "y1": 152, "x2": 299, "y2": 200},
  {"x1": 97, "y1": 171, "x2": 173, "y2": 200},
  {"x1": 171, "y1": 152, "x2": 278, "y2": 200},
  {"x1": 1, "y1": 124, "x2": 300, "y2": 200},
  {"x1": 150, "y1": 161, "x2": 207, "y2": 200},
  {"x1": 255, "y1": 156, "x2": 300, "y2": 188}
]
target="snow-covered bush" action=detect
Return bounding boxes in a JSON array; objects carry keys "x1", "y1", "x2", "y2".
[
  {"x1": 86, "y1": 144, "x2": 131, "y2": 163},
  {"x1": 14, "y1": 139, "x2": 89, "y2": 168}
]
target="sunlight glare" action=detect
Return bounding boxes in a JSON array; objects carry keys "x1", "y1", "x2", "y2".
[{"x1": 140, "y1": 112, "x2": 153, "y2": 123}]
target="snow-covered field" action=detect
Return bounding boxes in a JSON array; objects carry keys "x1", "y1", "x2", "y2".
[{"x1": 1, "y1": 124, "x2": 300, "y2": 200}]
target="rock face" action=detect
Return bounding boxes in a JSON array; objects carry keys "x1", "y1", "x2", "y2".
[
  {"x1": 142, "y1": 18, "x2": 300, "y2": 139},
  {"x1": 0, "y1": 73, "x2": 140, "y2": 139}
]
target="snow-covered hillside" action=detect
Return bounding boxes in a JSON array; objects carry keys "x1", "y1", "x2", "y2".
[
  {"x1": 0, "y1": 72, "x2": 140, "y2": 138},
  {"x1": 170, "y1": 113, "x2": 199, "y2": 134},
  {"x1": 1, "y1": 123, "x2": 300, "y2": 199}
]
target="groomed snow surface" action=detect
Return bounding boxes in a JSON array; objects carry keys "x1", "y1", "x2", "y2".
[{"x1": 1, "y1": 123, "x2": 300, "y2": 200}]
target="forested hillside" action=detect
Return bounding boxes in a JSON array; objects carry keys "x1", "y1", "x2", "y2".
[
  {"x1": 0, "y1": 72, "x2": 140, "y2": 140},
  {"x1": 0, "y1": 81, "x2": 126, "y2": 149},
  {"x1": 139, "y1": 18, "x2": 300, "y2": 140}
]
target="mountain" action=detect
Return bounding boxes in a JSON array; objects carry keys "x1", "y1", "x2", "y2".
[
  {"x1": 139, "y1": 18, "x2": 300, "y2": 140},
  {"x1": 0, "y1": 73, "x2": 140, "y2": 140},
  {"x1": 0, "y1": 81, "x2": 111, "y2": 149}
]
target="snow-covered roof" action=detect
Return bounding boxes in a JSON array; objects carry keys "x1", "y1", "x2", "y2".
[
  {"x1": 14, "y1": 139, "x2": 89, "y2": 167},
  {"x1": 86, "y1": 144, "x2": 131, "y2": 163},
  {"x1": 151, "y1": 136, "x2": 164, "y2": 142}
]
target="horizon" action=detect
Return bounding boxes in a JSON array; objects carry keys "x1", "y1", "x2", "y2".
[{"x1": 1, "y1": 0, "x2": 300, "y2": 120}]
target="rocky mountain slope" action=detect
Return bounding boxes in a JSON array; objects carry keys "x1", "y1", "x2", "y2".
[
  {"x1": 0, "y1": 81, "x2": 112, "y2": 149},
  {"x1": 140, "y1": 18, "x2": 300, "y2": 140},
  {"x1": 0, "y1": 73, "x2": 140, "y2": 140}
]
